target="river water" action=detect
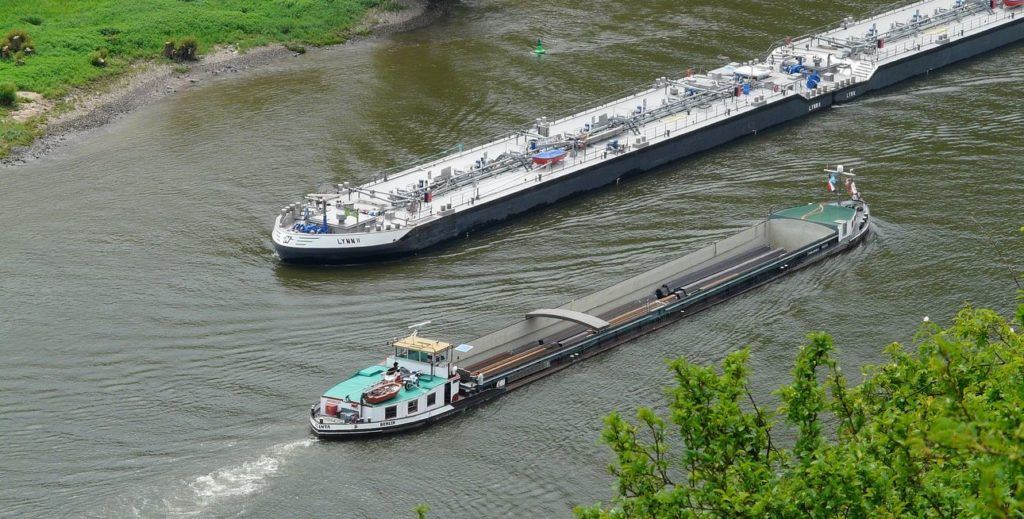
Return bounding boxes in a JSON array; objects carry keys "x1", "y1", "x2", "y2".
[{"x1": 2, "y1": 0, "x2": 1021, "y2": 516}]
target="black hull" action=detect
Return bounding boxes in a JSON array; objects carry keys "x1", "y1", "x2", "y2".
[
  {"x1": 280, "y1": 16, "x2": 1020, "y2": 265},
  {"x1": 313, "y1": 223, "x2": 870, "y2": 438}
]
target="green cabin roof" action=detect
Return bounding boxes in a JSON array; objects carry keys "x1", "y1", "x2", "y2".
[
  {"x1": 771, "y1": 203, "x2": 855, "y2": 227},
  {"x1": 322, "y1": 365, "x2": 448, "y2": 405}
]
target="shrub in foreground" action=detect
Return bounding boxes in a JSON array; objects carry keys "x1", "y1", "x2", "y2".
[{"x1": 578, "y1": 299, "x2": 1024, "y2": 518}]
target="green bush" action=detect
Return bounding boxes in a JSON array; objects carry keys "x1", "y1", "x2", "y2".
[
  {"x1": 89, "y1": 48, "x2": 108, "y2": 67},
  {"x1": 578, "y1": 300, "x2": 1024, "y2": 518},
  {"x1": 2, "y1": 28, "x2": 33, "y2": 53},
  {"x1": 175, "y1": 36, "x2": 198, "y2": 61},
  {"x1": 0, "y1": 82, "x2": 17, "y2": 108},
  {"x1": 285, "y1": 42, "x2": 306, "y2": 54},
  {"x1": 21, "y1": 15, "x2": 43, "y2": 26}
]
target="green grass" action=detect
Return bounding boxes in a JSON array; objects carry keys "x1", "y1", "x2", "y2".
[
  {"x1": 0, "y1": 0, "x2": 393, "y2": 98},
  {"x1": 0, "y1": 0, "x2": 398, "y2": 158},
  {"x1": 1, "y1": 114, "x2": 42, "y2": 157},
  {"x1": 379, "y1": 0, "x2": 405, "y2": 12}
]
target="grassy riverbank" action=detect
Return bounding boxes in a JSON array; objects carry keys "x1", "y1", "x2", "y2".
[
  {"x1": 1, "y1": 110, "x2": 42, "y2": 158},
  {"x1": 0, "y1": 0, "x2": 404, "y2": 158}
]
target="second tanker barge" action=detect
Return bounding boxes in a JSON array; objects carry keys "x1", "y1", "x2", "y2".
[
  {"x1": 310, "y1": 169, "x2": 870, "y2": 438},
  {"x1": 275, "y1": 0, "x2": 1020, "y2": 264}
]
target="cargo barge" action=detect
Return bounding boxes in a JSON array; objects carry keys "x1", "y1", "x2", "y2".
[
  {"x1": 275, "y1": 0, "x2": 1019, "y2": 264},
  {"x1": 309, "y1": 172, "x2": 870, "y2": 438}
]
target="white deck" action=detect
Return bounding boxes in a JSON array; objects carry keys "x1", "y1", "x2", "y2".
[{"x1": 274, "y1": 0, "x2": 1019, "y2": 251}]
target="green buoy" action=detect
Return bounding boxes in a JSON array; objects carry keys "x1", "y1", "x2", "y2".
[{"x1": 534, "y1": 38, "x2": 546, "y2": 55}]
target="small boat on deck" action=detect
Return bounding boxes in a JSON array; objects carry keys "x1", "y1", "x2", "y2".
[
  {"x1": 363, "y1": 382, "x2": 402, "y2": 404},
  {"x1": 1005, "y1": 0, "x2": 1023, "y2": 8},
  {"x1": 531, "y1": 148, "x2": 567, "y2": 166}
]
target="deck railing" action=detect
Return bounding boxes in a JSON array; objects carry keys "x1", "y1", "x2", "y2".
[
  {"x1": 761, "y1": 0, "x2": 964, "y2": 58},
  {"x1": 873, "y1": 8, "x2": 1019, "y2": 62}
]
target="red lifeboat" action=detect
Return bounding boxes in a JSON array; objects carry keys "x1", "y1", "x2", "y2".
[
  {"x1": 362, "y1": 382, "x2": 402, "y2": 404},
  {"x1": 1005, "y1": 0, "x2": 1023, "y2": 7}
]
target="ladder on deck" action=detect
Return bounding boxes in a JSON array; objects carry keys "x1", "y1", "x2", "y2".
[{"x1": 852, "y1": 61, "x2": 876, "y2": 82}]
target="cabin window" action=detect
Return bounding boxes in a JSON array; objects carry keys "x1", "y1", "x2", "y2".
[
  {"x1": 385, "y1": 405, "x2": 397, "y2": 419},
  {"x1": 397, "y1": 349, "x2": 432, "y2": 363},
  {"x1": 408, "y1": 400, "x2": 419, "y2": 414},
  {"x1": 427, "y1": 393, "x2": 436, "y2": 406}
]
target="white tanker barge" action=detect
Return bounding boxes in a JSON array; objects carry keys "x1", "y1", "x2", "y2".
[
  {"x1": 310, "y1": 170, "x2": 869, "y2": 438},
  {"x1": 274, "y1": 0, "x2": 1020, "y2": 264}
]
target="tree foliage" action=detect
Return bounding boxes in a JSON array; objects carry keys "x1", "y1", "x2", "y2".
[{"x1": 578, "y1": 300, "x2": 1024, "y2": 518}]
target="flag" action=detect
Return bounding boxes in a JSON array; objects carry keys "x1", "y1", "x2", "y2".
[{"x1": 826, "y1": 174, "x2": 838, "y2": 192}]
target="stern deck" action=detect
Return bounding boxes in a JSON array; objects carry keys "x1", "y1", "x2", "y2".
[{"x1": 323, "y1": 365, "x2": 448, "y2": 405}]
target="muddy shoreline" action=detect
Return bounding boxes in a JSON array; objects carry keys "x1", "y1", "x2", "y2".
[{"x1": 1, "y1": 0, "x2": 450, "y2": 167}]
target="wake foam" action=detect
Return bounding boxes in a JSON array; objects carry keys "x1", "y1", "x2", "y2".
[{"x1": 162, "y1": 439, "x2": 313, "y2": 515}]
